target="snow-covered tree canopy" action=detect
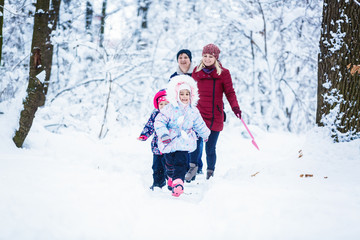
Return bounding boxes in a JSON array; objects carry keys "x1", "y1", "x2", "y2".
[{"x1": 0, "y1": 0, "x2": 322, "y2": 138}]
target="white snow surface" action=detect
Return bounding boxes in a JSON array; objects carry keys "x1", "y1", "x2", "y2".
[
  {"x1": 1, "y1": 1, "x2": 359, "y2": 239},
  {"x1": 1, "y1": 107, "x2": 360, "y2": 240}
]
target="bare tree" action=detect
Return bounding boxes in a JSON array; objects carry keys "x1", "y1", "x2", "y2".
[
  {"x1": 0, "y1": 0, "x2": 4, "y2": 65},
  {"x1": 136, "y1": 0, "x2": 151, "y2": 49},
  {"x1": 317, "y1": 0, "x2": 360, "y2": 141},
  {"x1": 99, "y1": 0, "x2": 107, "y2": 47},
  {"x1": 13, "y1": 0, "x2": 61, "y2": 148},
  {"x1": 86, "y1": 0, "x2": 93, "y2": 39}
]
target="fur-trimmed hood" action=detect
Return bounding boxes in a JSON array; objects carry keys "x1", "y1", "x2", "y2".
[{"x1": 166, "y1": 75, "x2": 199, "y2": 108}]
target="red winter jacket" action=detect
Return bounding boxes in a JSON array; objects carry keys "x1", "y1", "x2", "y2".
[{"x1": 192, "y1": 65, "x2": 240, "y2": 131}]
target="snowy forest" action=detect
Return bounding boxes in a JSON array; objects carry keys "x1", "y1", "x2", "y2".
[
  {"x1": 0, "y1": 0, "x2": 323, "y2": 140},
  {"x1": 0, "y1": 0, "x2": 359, "y2": 144},
  {"x1": 0, "y1": 1, "x2": 360, "y2": 239}
]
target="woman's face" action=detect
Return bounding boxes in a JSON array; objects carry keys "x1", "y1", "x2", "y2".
[
  {"x1": 178, "y1": 53, "x2": 191, "y2": 73},
  {"x1": 202, "y1": 54, "x2": 216, "y2": 67},
  {"x1": 179, "y1": 89, "x2": 190, "y2": 105}
]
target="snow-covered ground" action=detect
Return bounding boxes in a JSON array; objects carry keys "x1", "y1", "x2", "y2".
[{"x1": 1, "y1": 113, "x2": 360, "y2": 240}]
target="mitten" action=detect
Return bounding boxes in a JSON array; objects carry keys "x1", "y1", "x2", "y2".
[
  {"x1": 203, "y1": 138, "x2": 209, "y2": 143},
  {"x1": 161, "y1": 134, "x2": 171, "y2": 144},
  {"x1": 232, "y1": 106, "x2": 242, "y2": 119},
  {"x1": 137, "y1": 135, "x2": 148, "y2": 141}
]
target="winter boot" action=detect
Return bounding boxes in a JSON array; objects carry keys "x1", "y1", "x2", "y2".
[
  {"x1": 149, "y1": 180, "x2": 166, "y2": 191},
  {"x1": 172, "y1": 179, "x2": 184, "y2": 197},
  {"x1": 206, "y1": 170, "x2": 214, "y2": 180},
  {"x1": 185, "y1": 163, "x2": 198, "y2": 183},
  {"x1": 167, "y1": 177, "x2": 173, "y2": 191}
]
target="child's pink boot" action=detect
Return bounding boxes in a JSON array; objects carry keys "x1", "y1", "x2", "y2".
[
  {"x1": 171, "y1": 179, "x2": 184, "y2": 197},
  {"x1": 167, "y1": 177, "x2": 173, "y2": 191}
]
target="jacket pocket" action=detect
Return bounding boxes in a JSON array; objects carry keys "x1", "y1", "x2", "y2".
[{"x1": 216, "y1": 105, "x2": 225, "y2": 122}]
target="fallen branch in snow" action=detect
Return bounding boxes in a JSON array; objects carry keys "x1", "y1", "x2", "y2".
[
  {"x1": 298, "y1": 150, "x2": 303, "y2": 158},
  {"x1": 347, "y1": 63, "x2": 360, "y2": 75},
  {"x1": 251, "y1": 172, "x2": 260, "y2": 177},
  {"x1": 300, "y1": 174, "x2": 313, "y2": 177}
]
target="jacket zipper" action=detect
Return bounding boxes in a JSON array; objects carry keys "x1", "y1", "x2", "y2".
[{"x1": 209, "y1": 78, "x2": 216, "y2": 129}]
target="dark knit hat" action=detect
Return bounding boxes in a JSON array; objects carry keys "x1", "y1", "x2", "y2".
[
  {"x1": 176, "y1": 49, "x2": 192, "y2": 62},
  {"x1": 202, "y1": 44, "x2": 220, "y2": 60}
]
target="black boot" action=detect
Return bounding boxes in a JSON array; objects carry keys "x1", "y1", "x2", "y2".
[{"x1": 206, "y1": 170, "x2": 214, "y2": 180}]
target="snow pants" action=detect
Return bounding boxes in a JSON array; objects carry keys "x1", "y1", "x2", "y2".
[
  {"x1": 205, "y1": 131, "x2": 220, "y2": 171},
  {"x1": 164, "y1": 151, "x2": 188, "y2": 182},
  {"x1": 152, "y1": 154, "x2": 166, "y2": 186},
  {"x1": 189, "y1": 137, "x2": 204, "y2": 171}
]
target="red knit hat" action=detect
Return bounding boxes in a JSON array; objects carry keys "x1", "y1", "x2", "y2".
[
  {"x1": 153, "y1": 89, "x2": 167, "y2": 109},
  {"x1": 202, "y1": 44, "x2": 220, "y2": 60}
]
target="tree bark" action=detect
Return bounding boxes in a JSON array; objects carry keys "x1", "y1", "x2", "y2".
[
  {"x1": 13, "y1": 0, "x2": 61, "y2": 148},
  {"x1": 317, "y1": 0, "x2": 360, "y2": 141},
  {"x1": 86, "y1": 1, "x2": 93, "y2": 36},
  {"x1": 138, "y1": 0, "x2": 150, "y2": 29},
  {"x1": 99, "y1": 0, "x2": 107, "y2": 47},
  {"x1": 0, "y1": 0, "x2": 4, "y2": 65},
  {"x1": 136, "y1": 0, "x2": 151, "y2": 50}
]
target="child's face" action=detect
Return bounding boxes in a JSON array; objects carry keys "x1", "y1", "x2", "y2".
[
  {"x1": 179, "y1": 89, "x2": 190, "y2": 105},
  {"x1": 158, "y1": 101, "x2": 169, "y2": 110}
]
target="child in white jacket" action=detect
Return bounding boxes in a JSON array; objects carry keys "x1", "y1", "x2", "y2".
[{"x1": 155, "y1": 75, "x2": 210, "y2": 197}]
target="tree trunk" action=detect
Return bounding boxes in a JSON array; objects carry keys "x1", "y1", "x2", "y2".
[
  {"x1": 99, "y1": 0, "x2": 107, "y2": 47},
  {"x1": 86, "y1": 1, "x2": 93, "y2": 38},
  {"x1": 317, "y1": 0, "x2": 360, "y2": 141},
  {"x1": 138, "y1": 0, "x2": 150, "y2": 29},
  {"x1": 0, "y1": 0, "x2": 4, "y2": 65},
  {"x1": 136, "y1": 0, "x2": 151, "y2": 50},
  {"x1": 13, "y1": 0, "x2": 61, "y2": 148}
]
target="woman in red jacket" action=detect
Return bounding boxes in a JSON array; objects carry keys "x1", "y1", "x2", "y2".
[{"x1": 189, "y1": 43, "x2": 242, "y2": 180}]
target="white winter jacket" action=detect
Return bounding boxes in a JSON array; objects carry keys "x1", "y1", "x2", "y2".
[{"x1": 154, "y1": 75, "x2": 210, "y2": 153}]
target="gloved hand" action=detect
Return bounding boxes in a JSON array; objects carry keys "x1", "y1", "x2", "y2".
[
  {"x1": 161, "y1": 134, "x2": 172, "y2": 144},
  {"x1": 137, "y1": 135, "x2": 148, "y2": 141},
  {"x1": 232, "y1": 106, "x2": 242, "y2": 119}
]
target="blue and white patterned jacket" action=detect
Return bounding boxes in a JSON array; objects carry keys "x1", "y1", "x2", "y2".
[{"x1": 139, "y1": 109, "x2": 161, "y2": 155}]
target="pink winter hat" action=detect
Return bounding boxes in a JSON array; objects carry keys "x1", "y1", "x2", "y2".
[
  {"x1": 202, "y1": 43, "x2": 220, "y2": 60},
  {"x1": 153, "y1": 89, "x2": 167, "y2": 109}
]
